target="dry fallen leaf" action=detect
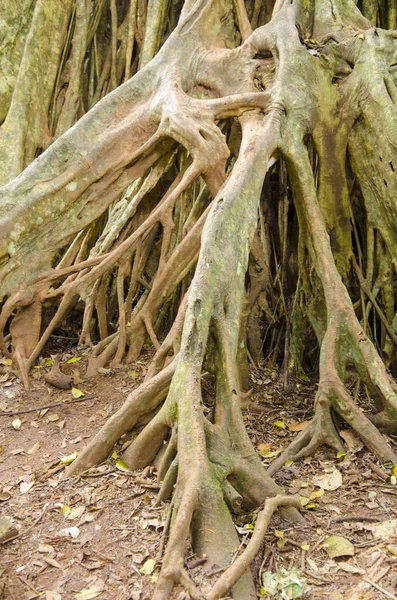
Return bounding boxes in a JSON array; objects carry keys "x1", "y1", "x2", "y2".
[
  {"x1": 75, "y1": 581, "x2": 105, "y2": 600},
  {"x1": 67, "y1": 356, "x2": 82, "y2": 364},
  {"x1": 322, "y1": 535, "x2": 355, "y2": 558},
  {"x1": 9, "y1": 448, "x2": 24, "y2": 455},
  {"x1": 59, "y1": 526, "x2": 80, "y2": 538},
  {"x1": 365, "y1": 519, "x2": 397, "y2": 540},
  {"x1": 288, "y1": 421, "x2": 310, "y2": 432},
  {"x1": 47, "y1": 414, "x2": 59, "y2": 422},
  {"x1": 27, "y1": 441, "x2": 40, "y2": 455},
  {"x1": 44, "y1": 557, "x2": 64, "y2": 569},
  {"x1": 67, "y1": 505, "x2": 85, "y2": 520},
  {"x1": 309, "y1": 487, "x2": 324, "y2": 500},
  {"x1": 38, "y1": 543, "x2": 55, "y2": 554},
  {"x1": 337, "y1": 561, "x2": 363, "y2": 574},
  {"x1": 339, "y1": 430, "x2": 363, "y2": 453},
  {"x1": 20, "y1": 481, "x2": 34, "y2": 494},
  {"x1": 60, "y1": 451, "x2": 77, "y2": 464},
  {"x1": 313, "y1": 468, "x2": 342, "y2": 491},
  {"x1": 140, "y1": 558, "x2": 156, "y2": 575},
  {"x1": 61, "y1": 505, "x2": 71, "y2": 518},
  {"x1": 115, "y1": 458, "x2": 131, "y2": 472}
]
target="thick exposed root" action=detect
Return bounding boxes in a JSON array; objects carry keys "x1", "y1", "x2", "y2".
[
  {"x1": 66, "y1": 360, "x2": 175, "y2": 477},
  {"x1": 207, "y1": 495, "x2": 301, "y2": 600},
  {"x1": 268, "y1": 395, "x2": 344, "y2": 476},
  {"x1": 3, "y1": 2, "x2": 397, "y2": 599}
]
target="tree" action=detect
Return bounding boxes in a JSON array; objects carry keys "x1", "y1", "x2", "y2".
[{"x1": 1, "y1": 0, "x2": 397, "y2": 597}]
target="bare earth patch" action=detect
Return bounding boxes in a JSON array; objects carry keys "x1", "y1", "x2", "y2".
[{"x1": 1, "y1": 356, "x2": 397, "y2": 600}]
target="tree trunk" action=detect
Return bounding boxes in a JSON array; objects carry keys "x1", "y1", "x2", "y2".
[{"x1": 1, "y1": 0, "x2": 397, "y2": 597}]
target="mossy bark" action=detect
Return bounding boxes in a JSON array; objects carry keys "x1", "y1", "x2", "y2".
[{"x1": 2, "y1": 0, "x2": 397, "y2": 597}]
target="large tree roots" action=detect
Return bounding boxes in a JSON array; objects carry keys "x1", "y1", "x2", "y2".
[
  {"x1": 68, "y1": 353, "x2": 303, "y2": 600},
  {"x1": 3, "y1": 0, "x2": 397, "y2": 598}
]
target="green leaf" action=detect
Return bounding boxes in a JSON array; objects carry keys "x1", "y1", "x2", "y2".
[
  {"x1": 45, "y1": 358, "x2": 54, "y2": 366},
  {"x1": 323, "y1": 535, "x2": 355, "y2": 558},
  {"x1": 299, "y1": 373, "x2": 310, "y2": 382},
  {"x1": 60, "y1": 451, "x2": 77, "y2": 465},
  {"x1": 67, "y1": 356, "x2": 82, "y2": 364},
  {"x1": 273, "y1": 421, "x2": 286, "y2": 429},
  {"x1": 262, "y1": 567, "x2": 309, "y2": 599},
  {"x1": 336, "y1": 451, "x2": 347, "y2": 459},
  {"x1": 71, "y1": 387, "x2": 85, "y2": 398},
  {"x1": 284, "y1": 460, "x2": 294, "y2": 467},
  {"x1": 128, "y1": 370, "x2": 139, "y2": 378},
  {"x1": 115, "y1": 459, "x2": 130, "y2": 472},
  {"x1": 140, "y1": 558, "x2": 156, "y2": 575}
]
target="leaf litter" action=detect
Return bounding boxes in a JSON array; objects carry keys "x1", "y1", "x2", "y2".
[{"x1": 1, "y1": 360, "x2": 397, "y2": 599}]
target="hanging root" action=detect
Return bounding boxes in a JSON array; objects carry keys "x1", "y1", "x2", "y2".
[{"x1": 268, "y1": 106, "x2": 397, "y2": 471}]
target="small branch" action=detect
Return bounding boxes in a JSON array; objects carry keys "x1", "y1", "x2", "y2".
[
  {"x1": 207, "y1": 495, "x2": 301, "y2": 600},
  {"x1": 367, "y1": 459, "x2": 388, "y2": 481},
  {"x1": 364, "y1": 578, "x2": 397, "y2": 600},
  {"x1": 0, "y1": 503, "x2": 49, "y2": 545},
  {"x1": 0, "y1": 395, "x2": 97, "y2": 416}
]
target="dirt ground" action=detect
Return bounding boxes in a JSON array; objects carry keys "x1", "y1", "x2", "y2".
[{"x1": 1, "y1": 351, "x2": 397, "y2": 600}]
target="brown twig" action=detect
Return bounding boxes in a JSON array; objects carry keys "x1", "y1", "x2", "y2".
[
  {"x1": 364, "y1": 578, "x2": 397, "y2": 600},
  {"x1": 367, "y1": 459, "x2": 388, "y2": 481},
  {"x1": 0, "y1": 395, "x2": 97, "y2": 416},
  {"x1": 0, "y1": 503, "x2": 49, "y2": 545}
]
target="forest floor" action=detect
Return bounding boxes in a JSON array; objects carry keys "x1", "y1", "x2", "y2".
[{"x1": 1, "y1": 349, "x2": 397, "y2": 600}]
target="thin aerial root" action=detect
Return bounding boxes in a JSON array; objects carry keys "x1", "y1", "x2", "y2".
[
  {"x1": 156, "y1": 498, "x2": 174, "y2": 561},
  {"x1": 207, "y1": 495, "x2": 301, "y2": 600},
  {"x1": 331, "y1": 383, "x2": 397, "y2": 463},
  {"x1": 26, "y1": 292, "x2": 76, "y2": 371},
  {"x1": 267, "y1": 426, "x2": 313, "y2": 476},
  {"x1": 145, "y1": 289, "x2": 189, "y2": 381},
  {"x1": 156, "y1": 426, "x2": 177, "y2": 480},
  {"x1": 156, "y1": 460, "x2": 178, "y2": 505}
]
